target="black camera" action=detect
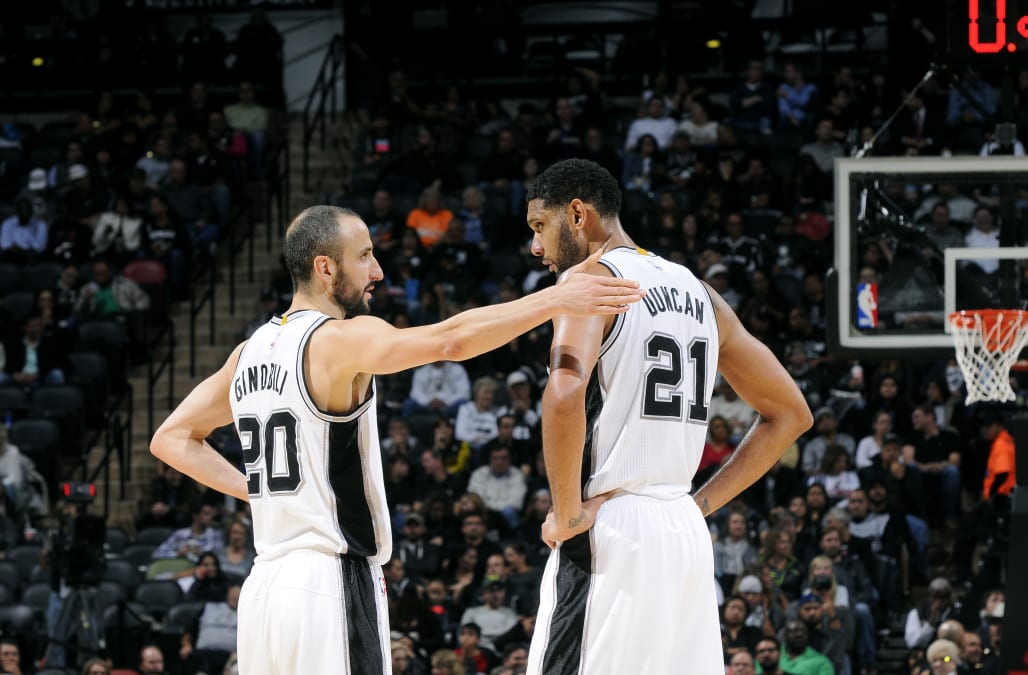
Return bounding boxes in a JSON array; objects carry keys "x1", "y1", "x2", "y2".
[
  {"x1": 811, "y1": 575, "x2": 834, "y2": 592},
  {"x1": 55, "y1": 483, "x2": 107, "y2": 587}
]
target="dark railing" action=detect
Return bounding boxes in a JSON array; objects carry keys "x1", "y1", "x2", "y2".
[
  {"x1": 189, "y1": 201, "x2": 254, "y2": 377},
  {"x1": 302, "y1": 34, "x2": 344, "y2": 193},
  {"x1": 88, "y1": 411, "x2": 130, "y2": 521},
  {"x1": 147, "y1": 321, "x2": 175, "y2": 439},
  {"x1": 266, "y1": 136, "x2": 292, "y2": 249}
]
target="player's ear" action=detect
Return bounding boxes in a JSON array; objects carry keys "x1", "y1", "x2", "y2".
[{"x1": 568, "y1": 198, "x2": 587, "y2": 231}]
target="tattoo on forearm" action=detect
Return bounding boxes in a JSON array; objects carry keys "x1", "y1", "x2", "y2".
[
  {"x1": 568, "y1": 511, "x2": 585, "y2": 529},
  {"x1": 701, "y1": 498, "x2": 710, "y2": 515}
]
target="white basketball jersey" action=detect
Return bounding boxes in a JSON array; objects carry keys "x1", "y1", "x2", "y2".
[
  {"x1": 583, "y1": 247, "x2": 720, "y2": 500},
  {"x1": 229, "y1": 309, "x2": 391, "y2": 564}
]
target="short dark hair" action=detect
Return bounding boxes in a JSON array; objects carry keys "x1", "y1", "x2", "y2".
[
  {"x1": 282, "y1": 205, "x2": 358, "y2": 290},
  {"x1": 526, "y1": 158, "x2": 621, "y2": 218}
]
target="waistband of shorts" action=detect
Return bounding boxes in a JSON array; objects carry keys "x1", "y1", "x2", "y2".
[{"x1": 254, "y1": 548, "x2": 368, "y2": 565}]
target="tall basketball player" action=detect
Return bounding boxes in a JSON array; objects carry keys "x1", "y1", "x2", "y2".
[
  {"x1": 524, "y1": 160, "x2": 813, "y2": 674},
  {"x1": 150, "y1": 205, "x2": 644, "y2": 675}
]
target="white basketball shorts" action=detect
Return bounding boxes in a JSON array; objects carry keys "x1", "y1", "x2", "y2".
[
  {"x1": 528, "y1": 492, "x2": 723, "y2": 674},
  {"x1": 236, "y1": 550, "x2": 391, "y2": 675}
]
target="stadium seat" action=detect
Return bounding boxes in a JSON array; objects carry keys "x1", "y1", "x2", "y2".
[
  {"x1": 0, "y1": 387, "x2": 28, "y2": 422},
  {"x1": 6, "y1": 545, "x2": 42, "y2": 584},
  {"x1": 96, "y1": 579, "x2": 127, "y2": 612},
  {"x1": 161, "y1": 600, "x2": 205, "y2": 637},
  {"x1": 121, "y1": 544, "x2": 156, "y2": 572},
  {"x1": 103, "y1": 558, "x2": 142, "y2": 595},
  {"x1": 22, "y1": 262, "x2": 63, "y2": 293},
  {"x1": 134, "y1": 526, "x2": 173, "y2": 547},
  {"x1": 29, "y1": 385, "x2": 84, "y2": 456},
  {"x1": 76, "y1": 320, "x2": 129, "y2": 391},
  {"x1": 8, "y1": 419, "x2": 59, "y2": 488},
  {"x1": 20, "y1": 581, "x2": 51, "y2": 615},
  {"x1": 105, "y1": 526, "x2": 130, "y2": 556},
  {"x1": 0, "y1": 584, "x2": 15, "y2": 606},
  {"x1": 0, "y1": 264, "x2": 22, "y2": 295},
  {"x1": 0, "y1": 561, "x2": 21, "y2": 595},
  {"x1": 133, "y1": 580, "x2": 183, "y2": 620},
  {"x1": 68, "y1": 351, "x2": 110, "y2": 421},
  {"x1": 2, "y1": 291, "x2": 35, "y2": 324},
  {"x1": 102, "y1": 600, "x2": 148, "y2": 630},
  {"x1": 0, "y1": 603, "x2": 39, "y2": 636}
]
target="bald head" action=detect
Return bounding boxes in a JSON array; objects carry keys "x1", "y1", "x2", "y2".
[
  {"x1": 937, "y1": 619, "x2": 964, "y2": 644},
  {"x1": 283, "y1": 205, "x2": 361, "y2": 290}
]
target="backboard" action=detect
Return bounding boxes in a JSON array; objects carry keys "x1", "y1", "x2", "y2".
[{"x1": 828, "y1": 156, "x2": 1028, "y2": 360}]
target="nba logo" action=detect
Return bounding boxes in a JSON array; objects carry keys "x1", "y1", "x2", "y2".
[{"x1": 856, "y1": 283, "x2": 878, "y2": 329}]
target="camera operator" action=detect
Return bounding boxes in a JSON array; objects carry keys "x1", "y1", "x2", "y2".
[{"x1": 40, "y1": 485, "x2": 107, "y2": 670}]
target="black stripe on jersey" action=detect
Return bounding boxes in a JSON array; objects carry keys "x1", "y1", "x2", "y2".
[
  {"x1": 597, "y1": 258, "x2": 625, "y2": 358},
  {"x1": 328, "y1": 418, "x2": 377, "y2": 559},
  {"x1": 340, "y1": 556, "x2": 385, "y2": 674},
  {"x1": 541, "y1": 532, "x2": 593, "y2": 675},
  {"x1": 581, "y1": 368, "x2": 603, "y2": 494}
]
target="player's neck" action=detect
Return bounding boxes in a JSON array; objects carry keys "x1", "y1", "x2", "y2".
[
  {"x1": 596, "y1": 219, "x2": 636, "y2": 252},
  {"x1": 285, "y1": 290, "x2": 345, "y2": 320}
]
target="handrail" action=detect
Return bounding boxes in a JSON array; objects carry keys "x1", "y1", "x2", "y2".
[
  {"x1": 147, "y1": 321, "x2": 175, "y2": 438},
  {"x1": 265, "y1": 135, "x2": 291, "y2": 252},
  {"x1": 302, "y1": 34, "x2": 344, "y2": 193},
  {"x1": 188, "y1": 200, "x2": 255, "y2": 377}
]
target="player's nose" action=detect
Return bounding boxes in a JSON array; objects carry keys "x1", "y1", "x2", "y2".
[{"x1": 530, "y1": 235, "x2": 544, "y2": 257}]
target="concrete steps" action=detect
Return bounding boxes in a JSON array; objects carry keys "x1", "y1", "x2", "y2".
[{"x1": 91, "y1": 112, "x2": 342, "y2": 530}]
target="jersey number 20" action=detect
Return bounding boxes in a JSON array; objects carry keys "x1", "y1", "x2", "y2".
[
  {"x1": 642, "y1": 333, "x2": 709, "y2": 422},
  {"x1": 238, "y1": 411, "x2": 302, "y2": 497}
]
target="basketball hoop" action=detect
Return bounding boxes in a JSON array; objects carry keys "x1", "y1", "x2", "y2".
[{"x1": 948, "y1": 310, "x2": 1028, "y2": 405}]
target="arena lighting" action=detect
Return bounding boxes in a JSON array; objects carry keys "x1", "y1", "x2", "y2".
[
  {"x1": 31, "y1": 57, "x2": 44, "y2": 67},
  {"x1": 705, "y1": 39, "x2": 721, "y2": 49}
]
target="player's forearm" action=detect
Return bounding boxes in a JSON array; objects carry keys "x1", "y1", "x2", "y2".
[
  {"x1": 693, "y1": 410, "x2": 810, "y2": 517},
  {"x1": 437, "y1": 287, "x2": 560, "y2": 362},
  {"x1": 542, "y1": 384, "x2": 587, "y2": 524},
  {"x1": 151, "y1": 430, "x2": 249, "y2": 502}
]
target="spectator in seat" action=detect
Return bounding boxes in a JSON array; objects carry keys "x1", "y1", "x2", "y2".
[
  {"x1": 0, "y1": 426, "x2": 30, "y2": 523},
  {"x1": 1, "y1": 313, "x2": 66, "y2": 390},
  {"x1": 92, "y1": 195, "x2": 143, "y2": 266},
  {"x1": 161, "y1": 158, "x2": 217, "y2": 253},
  {"x1": 801, "y1": 408, "x2": 856, "y2": 477},
  {"x1": 459, "y1": 580, "x2": 518, "y2": 654},
  {"x1": 467, "y1": 446, "x2": 526, "y2": 529},
  {"x1": 906, "y1": 578, "x2": 958, "y2": 649},
  {"x1": 135, "y1": 137, "x2": 173, "y2": 189},
  {"x1": 621, "y1": 133, "x2": 662, "y2": 193},
  {"x1": 730, "y1": 60, "x2": 777, "y2": 137},
  {"x1": 678, "y1": 99, "x2": 719, "y2": 148},
  {"x1": 139, "y1": 644, "x2": 166, "y2": 675},
  {"x1": 404, "y1": 361, "x2": 470, "y2": 419},
  {"x1": 366, "y1": 189, "x2": 405, "y2": 253},
  {"x1": 455, "y1": 377, "x2": 499, "y2": 452},
  {"x1": 217, "y1": 520, "x2": 255, "y2": 579},
  {"x1": 904, "y1": 404, "x2": 962, "y2": 523},
  {"x1": 184, "y1": 131, "x2": 232, "y2": 233},
  {"x1": 76, "y1": 258, "x2": 150, "y2": 317},
  {"x1": 799, "y1": 119, "x2": 844, "y2": 177},
  {"x1": 406, "y1": 187, "x2": 454, "y2": 249},
  {"x1": 152, "y1": 498, "x2": 224, "y2": 561},
  {"x1": 179, "y1": 584, "x2": 240, "y2": 675},
  {"x1": 141, "y1": 194, "x2": 189, "y2": 299},
  {"x1": 47, "y1": 140, "x2": 86, "y2": 190},
  {"x1": 777, "y1": 62, "x2": 818, "y2": 134},
  {"x1": 0, "y1": 198, "x2": 47, "y2": 264},
  {"x1": 780, "y1": 618, "x2": 834, "y2": 675},
  {"x1": 454, "y1": 621, "x2": 493, "y2": 674},
  {"x1": 139, "y1": 462, "x2": 200, "y2": 529},
  {"x1": 624, "y1": 97, "x2": 677, "y2": 152}
]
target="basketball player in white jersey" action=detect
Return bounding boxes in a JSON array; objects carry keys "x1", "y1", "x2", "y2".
[
  {"x1": 523, "y1": 160, "x2": 813, "y2": 674},
  {"x1": 149, "y1": 205, "x2": 645, "y2": 675}
]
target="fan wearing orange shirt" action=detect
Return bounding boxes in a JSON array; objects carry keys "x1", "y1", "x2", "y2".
[
  {"x1": 407, "y1": 186, "x2": 454, "y2": 248},
  {"x1": 981, "y1": 414, "x2": 1016, "y2": 499}
]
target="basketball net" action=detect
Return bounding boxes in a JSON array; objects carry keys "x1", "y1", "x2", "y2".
[{"x1": 948, "y1": 310, "x2": 1028, "y2": 405}]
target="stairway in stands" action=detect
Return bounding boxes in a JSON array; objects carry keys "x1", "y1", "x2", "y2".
[{"x1": 92, "y1": 112, "x2": 352, "y2": 529}]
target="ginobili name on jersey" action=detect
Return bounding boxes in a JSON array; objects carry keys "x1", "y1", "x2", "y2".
[
  {"x1": 642, "y1": 285, "x2": 705, "y2": 323},
  {"x1": 233, "y1": 363, "x2": 289, "y2": 401}
]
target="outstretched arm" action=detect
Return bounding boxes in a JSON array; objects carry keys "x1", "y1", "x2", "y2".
[
  {"x1": 692, "y1": 285, "x2": 813, "y2": 516},
  {"x1": 333, "y1": 246, "x2": 642, "y2": 376},
  {"x1": 151, "y1": 343, "x2": 249, "y2": 502}
]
